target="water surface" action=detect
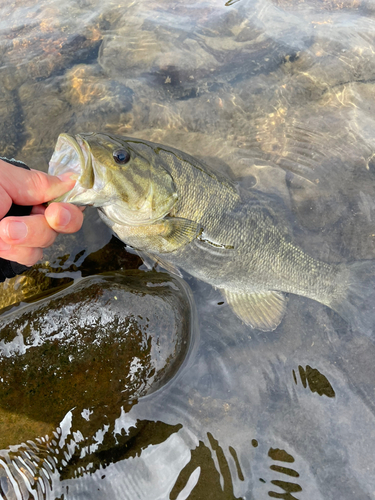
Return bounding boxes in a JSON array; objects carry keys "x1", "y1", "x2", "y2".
[{"x1": 1, "y1": 0, "x2": 375, "y2": 498}]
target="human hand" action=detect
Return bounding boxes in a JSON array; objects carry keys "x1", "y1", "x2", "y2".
[{"x1": 0, "y1": 159, "x2": 84, "y2": 267}]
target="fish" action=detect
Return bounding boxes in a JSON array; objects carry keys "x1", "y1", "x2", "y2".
[{"x1": 49, "y1": 132, "x2": 375, "y2": 334}]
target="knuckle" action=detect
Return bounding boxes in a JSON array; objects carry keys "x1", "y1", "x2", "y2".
[{"x1": 26, "y1": 171, "x2": 51, "y2": 200}]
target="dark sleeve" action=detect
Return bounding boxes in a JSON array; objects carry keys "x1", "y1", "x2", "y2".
[{"x1": 0, "y1": 158, "x2": 33, "y2": 282}]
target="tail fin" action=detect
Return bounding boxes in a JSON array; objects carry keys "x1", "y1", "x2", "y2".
[{"x1": 330, "y1": 261, "x2": 375, "y2": 337}]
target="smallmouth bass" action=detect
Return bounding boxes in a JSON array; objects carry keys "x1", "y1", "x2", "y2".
[{"x1": 49, "y1": 132, "x2": 375, "y2": 334}]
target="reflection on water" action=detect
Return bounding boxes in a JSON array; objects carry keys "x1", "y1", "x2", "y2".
[
  {"x1": 170, "y1": 432, "x2": 244, "y2": 500},
  {"x1": 268, "y1": 448, "x2": 302, "y2": 500},
  {"x1": 0, "y1": 417, "x2": 184, "y2": 499},
  {"x1": 293, "y1": 365, "x2": 335, "y2": 398},
  {"x1": 1, "y1": 0, "x2": 375, "y2": 497}
]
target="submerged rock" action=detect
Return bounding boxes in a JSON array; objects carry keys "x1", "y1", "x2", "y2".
[{"x1": 0, "y1": 269, "x2": 195, "y2": 430}]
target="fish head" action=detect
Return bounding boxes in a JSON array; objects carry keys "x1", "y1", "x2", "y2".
[{"x1": 49, "y1": 133, "x2": 178, "y2": 225}]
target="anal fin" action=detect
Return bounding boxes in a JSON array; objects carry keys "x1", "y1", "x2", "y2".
[{"x1": 222, "y1": 289, "x2": 287, "y2": 331}]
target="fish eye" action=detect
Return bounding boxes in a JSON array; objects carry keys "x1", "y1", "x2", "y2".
[{"x1": 113, "y1": 149, "x2": 131, "y2": 164}]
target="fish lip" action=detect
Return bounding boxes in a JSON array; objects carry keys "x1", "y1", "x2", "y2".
[{"x1": 75, "y1": 134, "x2": 93, "y2": 184}]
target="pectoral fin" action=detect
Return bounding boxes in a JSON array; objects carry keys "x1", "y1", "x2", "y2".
[
  {"x1": 132, "y1": 217, "x2": 200, "y2": 253},
  {"x1": 159, "y1": 217, "x2": 200, "y2": 252},
  {"x1": 222, "y1": 289, "x2": 287, "y2": 331}
]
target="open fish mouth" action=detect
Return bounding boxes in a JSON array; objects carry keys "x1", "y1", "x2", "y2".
[
  {"x1": 49, "y1": 133, "x2": 85, "y2": 179},
  {"x1": 48, "y1": 133, "x2": 95, "y2": 205}
]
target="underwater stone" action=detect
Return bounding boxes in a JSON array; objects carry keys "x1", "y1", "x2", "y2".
[{"x1": 0, "y1": 269, "x2": 195, "y2": 427}]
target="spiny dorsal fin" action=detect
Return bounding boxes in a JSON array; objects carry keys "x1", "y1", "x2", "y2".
[{"x1": 222, "y1": 289, "x2": 287, "y2": 331}]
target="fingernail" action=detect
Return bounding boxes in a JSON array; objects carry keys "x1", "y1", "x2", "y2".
[
  {"x1": 7, "y1": 221, "x2": 28, "y2": 240},
  {"x1": 0, "y1": 240, "x2": 11, "y2": 251},
  {"x1": 59, "y1": 207, "x2": 71, "y2": 227}
]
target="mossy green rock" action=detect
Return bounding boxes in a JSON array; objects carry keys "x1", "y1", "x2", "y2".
[{"x1": 0, "y1": 270, "x2": 194, "y2": 426}]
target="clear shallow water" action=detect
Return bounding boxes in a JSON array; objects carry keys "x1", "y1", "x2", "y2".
[{"x1": 1, "y1": 0, "x2": 375, "y2": 498}]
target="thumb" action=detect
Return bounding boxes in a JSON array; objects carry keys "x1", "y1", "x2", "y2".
[{"x1": 0, "y1": 161, "x2": 76, "y2": 217}]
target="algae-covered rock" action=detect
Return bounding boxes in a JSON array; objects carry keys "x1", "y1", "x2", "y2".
[{"x1": 0, "y1": 269, "x2": 195, "y2": 428}]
